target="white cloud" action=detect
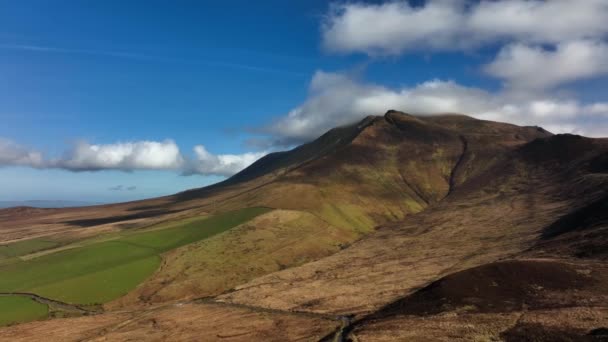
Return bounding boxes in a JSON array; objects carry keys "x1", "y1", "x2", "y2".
[
  {"x1": 323, "y1": 0, "x2": 608, "y2": 55},
  {"x1": 317, "y1": 1, "x2": 608, "y2": 135},
  {"x1": 485, "y1": 40, "x2": 608, "y2": 90},
  {"x1": 469, "y1": 0, "x2": 608, "y2": 44},
  {"x1": 0, "y1": 139, "x2": 44, "y2": 168},
  {"x1": 0, "y1": 139, "x2": 264, "y2": 177},
  {"x1": 323, "y1": 1, "x2": 467, "y2": 55},
  {"x1": 266, "y1": 71, "x2": 608, "y2": 143},
  {"x1": 55, "y1": 140, "x2": 184, "y2": 171},
  {"x1": 188, "y1": 145, "x2": 266, "y2": 177}
]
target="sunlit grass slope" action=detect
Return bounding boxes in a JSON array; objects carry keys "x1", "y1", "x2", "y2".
[{"x1": 109, "y1": 209, "x2": 362, "y2": 307}]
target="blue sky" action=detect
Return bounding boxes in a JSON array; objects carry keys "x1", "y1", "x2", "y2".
[{"x1": 1, "y1": 0, "x2": 608, "y2": 203}]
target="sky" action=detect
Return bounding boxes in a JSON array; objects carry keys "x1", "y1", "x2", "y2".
[{"x1": 1, "y1": 0, "x2": 608, "y2": 203}]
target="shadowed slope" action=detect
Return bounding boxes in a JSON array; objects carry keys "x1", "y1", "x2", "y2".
[
  {"x1": 177, "y1": 116, "x2": 377, "y2": 197},
  {"x1": 365, "y1": 260, "x2": 607, "y2": 318}
]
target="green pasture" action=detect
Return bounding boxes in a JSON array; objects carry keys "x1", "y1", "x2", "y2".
[
  {"x1": 0, "y1": 239, "x2": 60, "y2": 259},
  {"x1": 0, "y1": 207, "x2": 271, "y2": 306},
  {"x1": 0, "y1": 296, "x2": 48, "y2": 326}
]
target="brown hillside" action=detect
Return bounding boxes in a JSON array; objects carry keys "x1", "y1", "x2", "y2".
[{"x1": 365, "y1": 260, "x2": 607, "y2": 318}]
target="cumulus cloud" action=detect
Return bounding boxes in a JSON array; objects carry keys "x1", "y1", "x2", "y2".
[
  {"x1": 323, "y1": 0, "x2": 608, "y2": 92},
  {"x1": 323, "y1": 1, "x2": 467, "y2": 55},
  {"x1": 186, "y1": 145, "x2": 267, "y2": 176},
  {"x1": 0, "y1": 139, "x2": 44, "y2": 168},
  {"x1": 55, "y1": 140, "x2": 184, "y2": 171},
  {"x1": 485, "y1": 40, "x2": 608, "y2": 90},
  {"x1": 265, "y1": 71, "x2": 608, "y2": 144},
  {"x1": 468, "y1": 0, "x2": 608, "y2": 44},
  {"x1": 323, "y1": 0, "x2": 608, "y2": 55},
  {"x1": 0, "y1": 139, "x2": 264, "y2": 177}
]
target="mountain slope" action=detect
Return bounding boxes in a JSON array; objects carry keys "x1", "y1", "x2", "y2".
[
  {"x1": 0, "y1": 111, "x2": 551, "y2": 243},
  {"x1": 106, "y1": 111, "x2": 557, "y2": 307},
  {"x1": 0, "y1": 111, "x2": 606, "y2": 341},
  {"x1": 217, "y1": 132, "x2": 607, "y2": 315}
]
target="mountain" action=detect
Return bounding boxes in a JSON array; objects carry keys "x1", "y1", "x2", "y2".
[{"x1": 0, "y1": 111, "x2": 606, "y2": 341}]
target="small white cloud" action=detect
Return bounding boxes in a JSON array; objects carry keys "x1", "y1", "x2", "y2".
[
  {"x1": 188, "y1": 145, "x2": 266, "y2": 177},
  {"x1": 0, "y1": 139, "x2": 44, "y2": 168},
  {"x1": 485, "y1": 40, "x2": 608, "y2": 90},
  {"x1": 588, "y1": 103, "x2": 608, "y2": 115},
  {"x1": 323, "y1": 0, "x2": 608, "y2": 55},
  {"x1": 108, "y1": 185, "x2": 137, "y2": 191}
]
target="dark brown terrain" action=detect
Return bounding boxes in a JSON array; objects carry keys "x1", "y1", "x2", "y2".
[{"x1": 0, "y1": 111, "x2": 606, "y2": 341}]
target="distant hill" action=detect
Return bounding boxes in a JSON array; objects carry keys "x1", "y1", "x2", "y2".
[{"x1": 0, "y1": 200, "x2": 102, "y2": 209}]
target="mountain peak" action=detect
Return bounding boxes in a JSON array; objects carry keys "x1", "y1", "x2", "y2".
[
  {"x1": 384, "y1": 109, "x2": 413, "y2": 119},
  {"x1": 383, "y1": 109, "x2": 427, "y2": 126},
  {"x1": 384, "y1": 109, "x2": 406, "y2": 116}
]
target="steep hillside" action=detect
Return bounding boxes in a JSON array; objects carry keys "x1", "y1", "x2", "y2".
[
  {"x1": 106, "y1": 111, "x2": 556, "y2": 307},
  {"x1": 217, "y1": 132, "x2": 607, "y2": 307}
]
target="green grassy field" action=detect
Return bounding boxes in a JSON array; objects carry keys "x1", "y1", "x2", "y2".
[
  {"x1": 0, "y1": 207, "x2": 271, "y2": 305},
  {"x1": 0, "y1": 238, "x2": 61, "y2": 259},
  {"x1": 0, "y1": 296, "x2": 48, "y2": 326},
  {"x1": 109, "y1": 209, "x2": 363, "y2": 306}
]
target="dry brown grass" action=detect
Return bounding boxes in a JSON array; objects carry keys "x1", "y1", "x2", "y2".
[{"x1": 0, "y1": 302, "x2": 339, "y2": 342}]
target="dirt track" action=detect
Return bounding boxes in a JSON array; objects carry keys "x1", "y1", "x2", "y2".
[{"x1": 0, "y1": 292, "x2": 97, "y2": 314}]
